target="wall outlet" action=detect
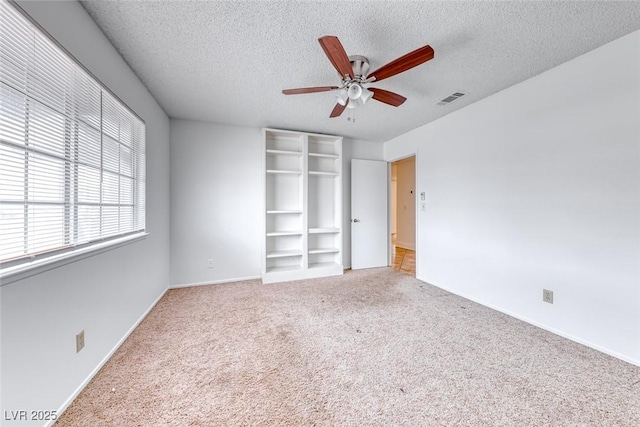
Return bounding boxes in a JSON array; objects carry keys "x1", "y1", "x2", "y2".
[
  {"x1": 543, "y1": 289, "x2": 554, "y2": 304},
  {"x1": 207, "y1": 258, "x2": 214, "y2": 268},
  {"x1": 76, "y1": 330, "x2": 85, "y2": 353}
]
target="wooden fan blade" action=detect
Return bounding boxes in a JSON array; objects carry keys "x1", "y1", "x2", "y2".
[
  {"x1": 330, "y1": 99, "x2": 348, "y2": 118},
  {"x1": 318, "y1": 36, "x2": 353, "y2": 79},
  {"x1": 368, "y1": 45, "x2": 434, "y2": 82},
  {"x1": 369, "y1": 88, "x2": 407, "y2": 106},
  {"x1": 282, "y1": 86, "x2": 338, "y2": 95}
]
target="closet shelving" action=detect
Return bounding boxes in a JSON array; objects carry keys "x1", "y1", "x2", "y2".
[{"x1": 262, "y1": 128, "x2": 343, "y2": 284}]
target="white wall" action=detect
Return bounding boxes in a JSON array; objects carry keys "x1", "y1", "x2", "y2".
[
  {"x1": 170, "y1": 120, "x2": 263, "y2": 286},
  {"x1": 170, "y1": 120, "x2": 382, "y2": 285},
  {"x1": 0, "y1": 1, "x2": 171, "y2": 425},
  {"x1": 394, "y1": 157, "x2": 416, "y2": 250},
  {"x1": 384, "y1": 31, "x2": 640, "y2": 365}
]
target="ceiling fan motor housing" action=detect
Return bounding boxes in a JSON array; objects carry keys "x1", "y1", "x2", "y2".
[{"x1": 348, "y1": 55, "x2": 370, "y2": 78}]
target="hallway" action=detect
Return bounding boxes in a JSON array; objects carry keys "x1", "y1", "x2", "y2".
[{"x1": 392, "y1": 246, "x2": 415, "y2": 276}]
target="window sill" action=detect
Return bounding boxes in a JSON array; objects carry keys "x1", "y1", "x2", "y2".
[{"x1": 0, "y1": 232, "x2": 149, "y2": 286}]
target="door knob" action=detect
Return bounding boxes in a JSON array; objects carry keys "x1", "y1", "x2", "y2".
[{"x1": 353, "y1": 218, "x2": 360, "y2": 222}]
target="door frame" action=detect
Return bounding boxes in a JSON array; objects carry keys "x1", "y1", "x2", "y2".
[{"x1": 387, "y1": 153, "x2": 418, "y2": 276}]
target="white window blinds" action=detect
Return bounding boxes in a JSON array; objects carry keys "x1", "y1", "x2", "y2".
[{"x1": 0, "y1": 1, "x2": 146, "y2": 266}]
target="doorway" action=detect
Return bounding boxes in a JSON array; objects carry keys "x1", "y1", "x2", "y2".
[{"x1": 390, "y1": 156, "x2": 416, "y2": 276}]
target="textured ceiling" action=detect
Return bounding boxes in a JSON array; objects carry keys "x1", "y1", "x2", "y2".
[{"x1": 79, "y1": 1, "x2": 640, "y2": 143}]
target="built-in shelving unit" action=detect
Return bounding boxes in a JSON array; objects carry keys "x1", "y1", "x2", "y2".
[{"x1": 262, "y1": 128, "x2": 343, "y2": 284}]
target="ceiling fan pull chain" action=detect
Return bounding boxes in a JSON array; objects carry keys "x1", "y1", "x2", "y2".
[{"x1": 347, "y1": 108, "x2": 355, "y2": 123}]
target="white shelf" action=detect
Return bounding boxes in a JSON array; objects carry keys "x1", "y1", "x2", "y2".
[
  {"x1": 309, "y1": 248, "x2": 340, "y2": 254},
  {"x1": 266, "y1": 265, "x2": 302, "y2": 273},
  {"x1": 266, "y1": 231, "x2": 303, "y2": 236},
  {"x1": 309, "y1": 262, "x2": 342, "y2": 269},
  {"x1": 266, "y1": 250, "x2": 303, "y2": 259},
  {"x1": 267, "y1": 149, "x2": 303, "y2": 156},
  {"x1": 309, "y1": 152, "x2": 339, "y2": 159},
  {"x1": 266, "y1": 210, "x2": 302, "y2": 214},
  {"x1": 309, "y1": 228, "x2": 339, "y2": 234},
  {"x1": 309, "y1": 171, "x2": 339, "y2": 176},
  {"x1": 267, "y1": 169, "x2": 302, "y2": 175}
]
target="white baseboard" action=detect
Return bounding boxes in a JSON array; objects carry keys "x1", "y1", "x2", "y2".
[
  {"x1": 420, "y1": 277, "x2": 640, "y2": 367},
  {"x1": 49, "y1": 287, "x2": 168, "y2": 427},
  {"x1": 169, "y1": 275, "x2": 261, "y2": 289}
]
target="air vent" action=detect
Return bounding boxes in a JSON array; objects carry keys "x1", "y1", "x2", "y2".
[{"x1": 436, "y1": 92, "x2": 466, "y2": 105}]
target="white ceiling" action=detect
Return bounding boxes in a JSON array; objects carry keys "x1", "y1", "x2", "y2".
[{"x1": 79, "y1": 1, "x2": 640, "y2": 143}]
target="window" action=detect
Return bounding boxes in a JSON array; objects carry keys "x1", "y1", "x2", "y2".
[{"x1": 0, "y1": 1, "x2": 146, "y2": 273}]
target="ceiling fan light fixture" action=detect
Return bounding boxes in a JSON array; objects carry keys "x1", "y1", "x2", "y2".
[
  {"x1": 361, "y1": 87, "x2": 373, "y2": 103},
  {"x1": 335, "y1": 88, "x2": 348, "y2": 106},
  {"x1": 346, "y1": 97, "x2": 367, "y2": 109},
  {"x1": 347, "y1": 83, "x2": 363, "y2": 100}
]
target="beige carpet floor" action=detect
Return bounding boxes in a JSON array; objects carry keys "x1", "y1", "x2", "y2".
[{"x1": 56, "y1": 268, "x2": 640, "y2": 426}]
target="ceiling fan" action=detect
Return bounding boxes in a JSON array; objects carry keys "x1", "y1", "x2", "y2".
[{"x1": 282, "y1": 36, "x2": 434, "y2": 118}]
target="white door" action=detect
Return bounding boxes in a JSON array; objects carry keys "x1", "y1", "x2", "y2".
[{"x1": 351, "y1": 159, "x2": 388, "y2": 269}]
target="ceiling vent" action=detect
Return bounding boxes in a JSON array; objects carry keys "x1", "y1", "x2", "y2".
[{"x1": 436, "y1": 92, "x2": 466, "y2": 105}]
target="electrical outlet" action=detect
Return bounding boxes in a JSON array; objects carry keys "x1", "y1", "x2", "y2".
[
  {"x1": 543, "y1": 289, "x2": 554, "y2": 304},
  {"x1": 207, "y1": 258, "x2": 214, "y2": 268},
  {"x1": 76, "y1": 330, "x2": 85, "y2": 353}
]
